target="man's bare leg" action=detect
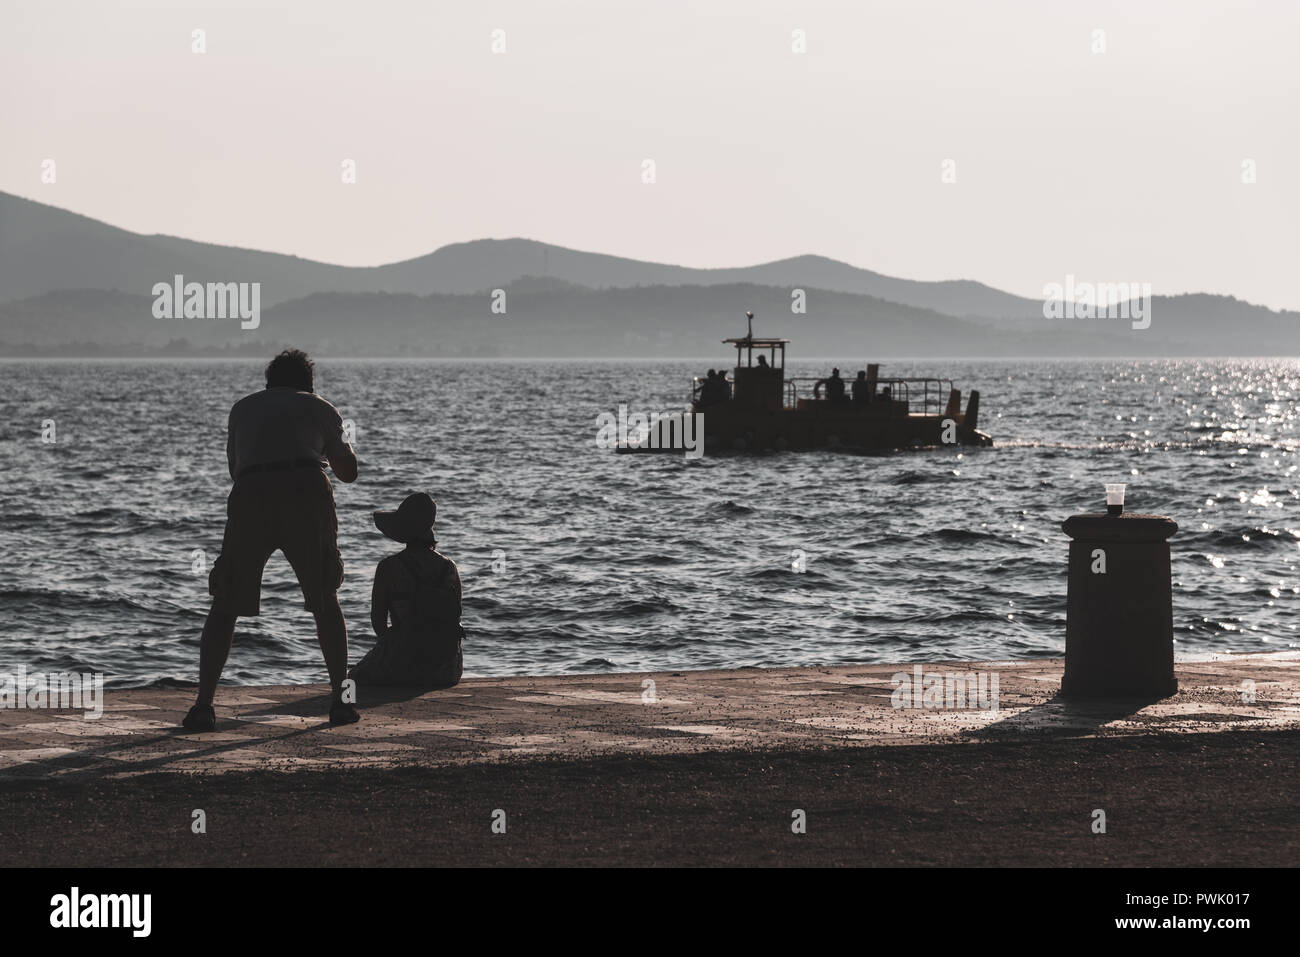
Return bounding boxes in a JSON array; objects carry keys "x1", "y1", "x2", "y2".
[
  {"x1": 314, "y1": 594, "x2": 358, "y2": 724},
  {"x1": 196, "y1": 608, "x2": 237, "y2": 708},
  {"x1": 312, "y1": 594, "x2": 349, "y2": 696}
]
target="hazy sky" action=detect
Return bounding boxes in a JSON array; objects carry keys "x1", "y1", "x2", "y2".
[{"x1": 3, "y1": 0, "x2": 1297, "y2": 309}]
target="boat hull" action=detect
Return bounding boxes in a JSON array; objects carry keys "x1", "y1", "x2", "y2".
[{"x1": 618, "y1": 404, "x2": 993, "y2": 454}]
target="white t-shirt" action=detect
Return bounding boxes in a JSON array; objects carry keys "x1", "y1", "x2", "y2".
[{"x1": 226, "y1": 388, "x2": 351, "y2": 479}]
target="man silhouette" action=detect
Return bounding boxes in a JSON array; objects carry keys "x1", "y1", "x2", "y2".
[
  {"x1": 852, "y1": 370, "x2": 871, "y2": 404},
  {"x1": 825, "y1": 367, "x2": 846, "y2": 403},
  {"x1": 183, "y1": 349, "x2": 360, "y2": 731}
]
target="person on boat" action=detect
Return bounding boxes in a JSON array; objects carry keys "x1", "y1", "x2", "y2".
[
  {"x1": 755, "y1": 355, "x2": 770, "y2": 373},
  {"x1": 852, "y1": 370, "x2": 871, "y2": 404},
  {"x1": 717, "y1": 369, "x2": 732, "y2": 401},
  {"x1": 351, "y1": 492, "x2": 464, "y2": 689},
  {"x1": 697, "y1": 369, "x2": 719, "y2": 408},
  {"x1": 879, "y1": 385, "x2": 892, "y2": 402},
  {"x1": 183, "y1": 348, "x2": 360, "y2": 732},
  {"x1": 825, "y1": 368, "x2": 847, "y2": 403}
]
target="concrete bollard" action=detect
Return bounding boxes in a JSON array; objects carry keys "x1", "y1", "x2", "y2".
[{"x1": 1060, "y1": 485, "x2": 1179, "y2": 699}]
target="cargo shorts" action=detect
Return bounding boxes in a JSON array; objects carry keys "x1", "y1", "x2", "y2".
[{"x1": 208, "y1": 467, "x2": 343, "y2": 617}]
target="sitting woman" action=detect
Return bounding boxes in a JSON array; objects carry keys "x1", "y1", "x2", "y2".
[{"x1": 350, "y1": 492, "x2": 464, "y2": 688}]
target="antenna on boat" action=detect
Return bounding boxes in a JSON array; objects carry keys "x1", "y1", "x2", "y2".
[{"x1": 745, "y1": 310, "x2": 754, "y2": 341}]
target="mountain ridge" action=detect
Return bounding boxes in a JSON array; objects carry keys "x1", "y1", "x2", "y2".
[
  {"x1": 2, "y1": 191, "x2": 1296, "y2": 357},
  {"x1": 3, "y1": 281, "x2": 1294, "y2": 359},
  {"x1": 0, "y1": 191, "x2": 1041, "y2": 317}
]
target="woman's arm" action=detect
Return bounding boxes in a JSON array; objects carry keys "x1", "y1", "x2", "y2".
[
  {"x1": 449, "y1": 561, "x2": 463, "y2": 619},
  {"x1": 371, "y1": 560, "x2": 392, "y2": 639}
]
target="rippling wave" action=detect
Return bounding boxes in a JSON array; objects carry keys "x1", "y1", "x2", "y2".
[{"x1": 1, "y1": 357, "x2": 1298, "y2": 687}]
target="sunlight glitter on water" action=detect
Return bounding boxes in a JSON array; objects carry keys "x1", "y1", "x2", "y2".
[{"x1": 1, "y1": 357, "x2": 1298, "y2": 686}]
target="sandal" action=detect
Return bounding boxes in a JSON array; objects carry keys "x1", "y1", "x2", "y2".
[{"x1": 182, "y1": 704, "x2": 216, "y2": 732}]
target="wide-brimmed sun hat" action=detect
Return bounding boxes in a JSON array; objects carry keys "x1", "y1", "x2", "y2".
[{"x1": 374, "y1": 492, "x2": 436, "y2": 544}]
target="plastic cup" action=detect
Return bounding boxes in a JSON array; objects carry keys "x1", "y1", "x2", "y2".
[{"x1": 1105, "y1": 483, "x2": 1126, "y2": 515}]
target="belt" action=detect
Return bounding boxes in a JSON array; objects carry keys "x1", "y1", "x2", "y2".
[{"x1": 237, "y1": 458, "x2": 326, "y2": 479}]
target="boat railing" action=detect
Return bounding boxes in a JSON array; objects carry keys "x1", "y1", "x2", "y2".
[
  {"x1": 692, "y1": 373, "x2": 955, "y2": 415},
  {"x1": 783, "y1": 376, "x2": 954, "y2": 413}
]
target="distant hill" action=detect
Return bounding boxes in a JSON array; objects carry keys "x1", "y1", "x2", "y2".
[
  {"x1": 2, "y1": 190, "x2": 1297, "y2": 357},
  {"x1": 368, "y1": 241, "x2": 1046, "y2": 320},
  {"x1": 0, "y1": 191, "x2": 1040, "y2": 317},
  {"x1": 0, "y1": 192, "x2": 379, "y2": 309},
  {"x1": 3, "y1": 281, "x2": 1295, "y2": 358}
]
